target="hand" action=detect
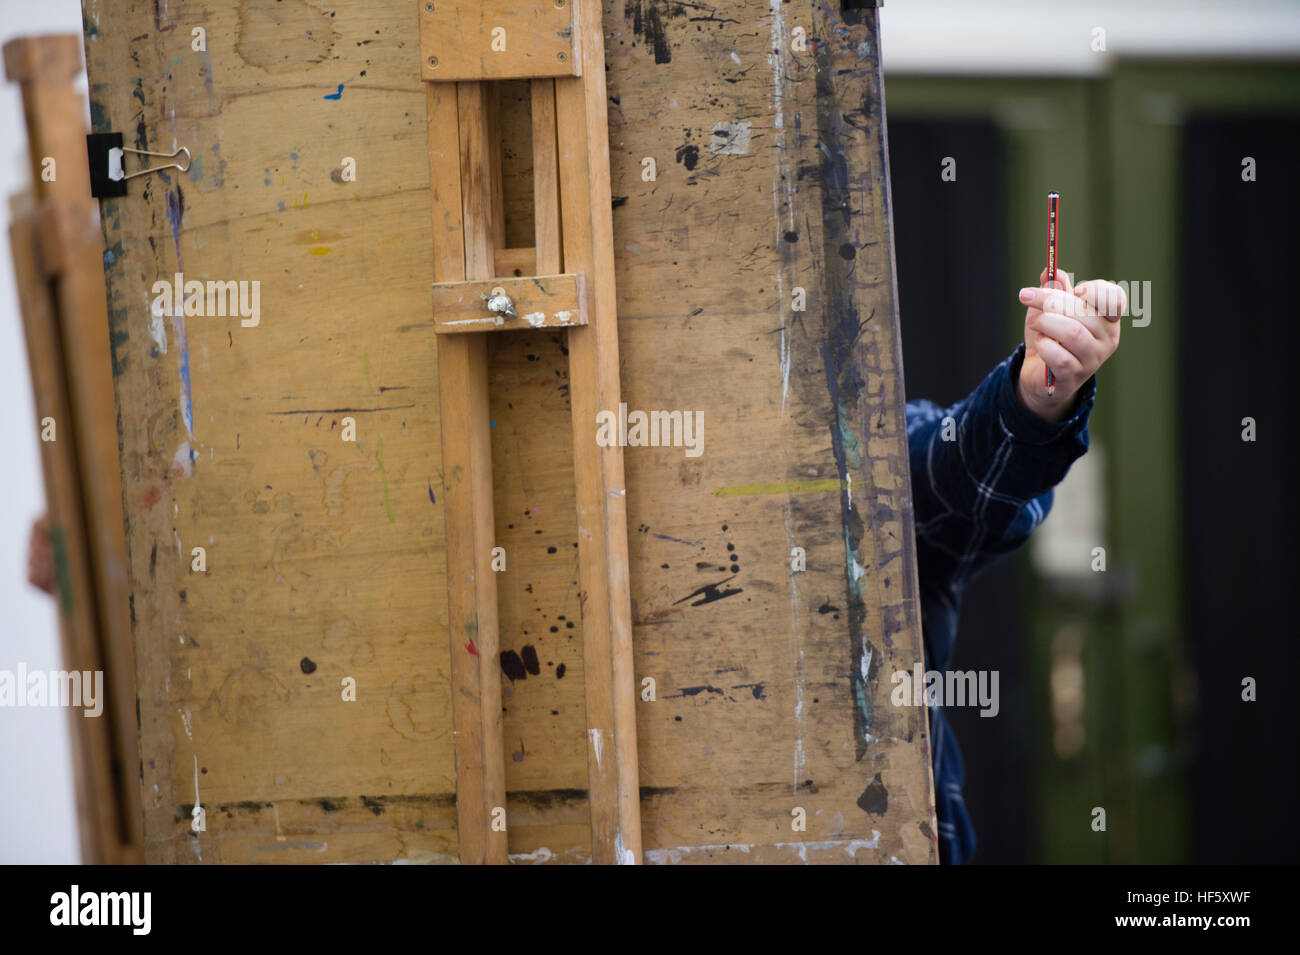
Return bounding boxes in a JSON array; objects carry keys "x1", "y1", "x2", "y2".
[
  {"x1": 27, "y1": 515, "x2": 54, "y2": 596},
  {"x1": 1016, "y1": 268, "x2": 1124, "y2": 422}
]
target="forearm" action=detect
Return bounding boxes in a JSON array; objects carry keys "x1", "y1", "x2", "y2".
[{"x1": 908, "y1": 343, "x2": 1095, "y2": 585}]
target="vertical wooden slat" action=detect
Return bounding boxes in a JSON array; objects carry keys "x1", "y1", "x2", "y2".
[
  {"x1": 484, "y1": 83, "x2": 507, "y2": 252},
  {"x1": 9, "y1": 210, "x2": 117, "y2": 863},
  {"x1": 530, "y1": 79, "x2": 562, "y2": 275},
  {"x1": 458, "y1": 83, "x2": 498, "y2": 280},
  {"x1": 555, "y1": 0, "x2": 642, "y2": 864},
  {"x1": 427, "y1": 81, "x2": 508, "y2": 865}
]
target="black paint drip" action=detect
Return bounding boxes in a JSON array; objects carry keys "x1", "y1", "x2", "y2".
[{"x1": 500, "y1": 650, "x2": 527, "y2": 682}]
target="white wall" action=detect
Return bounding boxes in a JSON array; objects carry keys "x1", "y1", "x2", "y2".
[
  {"x1": 0, "y1": 0, "x2": 87, "y2": 864},
  {"x1": 880, "y1": 0, "x2": 1300, "y2": 75}
]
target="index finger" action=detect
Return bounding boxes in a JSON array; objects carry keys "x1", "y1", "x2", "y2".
[{"x1": 1039, "y1": 267, "x2": 1073, "y2": 292}]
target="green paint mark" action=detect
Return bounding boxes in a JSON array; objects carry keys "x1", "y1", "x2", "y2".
[
  {"x1": 363, "y1": 351, "x2": 372, "y2": 391},
  {"x1": 376, "y1": 433, "x2": 395, "y2": 523},
  {"x1": 48, "y1": 526, "x2": 74, "y2": 615},
  {"x1": 712, "y1": 478, "x2": 846, "y2": 497},
  {"x1": 839, "y1": 417, "x2": 865, "y2": 470}
]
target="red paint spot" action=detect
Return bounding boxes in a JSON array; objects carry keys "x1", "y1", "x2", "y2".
[
  {"x1": 465, "y1": 640, "x2": 478, "y2": 657},
  {"x1": 139, "y1": 485, "x2": 162, "y2": 509}
]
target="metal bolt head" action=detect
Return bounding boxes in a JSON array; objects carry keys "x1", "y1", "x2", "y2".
[
  {"x1": 557, "y1": 51, "x2": 567, "y2": 62},
  {"x1": 556, "y1": 0, "x2": 566, "y2": 7},
  {"x1": 428, "y1": 56, "x2": 438, "y2": 68},
  {"x1": 424, "y1": 2, "x2": 434, "y2": 12}
]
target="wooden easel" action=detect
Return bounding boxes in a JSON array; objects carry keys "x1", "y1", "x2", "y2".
[
  {"x1": 420, "y1": 0, "x2": 641, "y2": 864},
  {"x1": 4, "y1": 34, "x2": 142, "y2": 864},
  {"x1": 78, "y1": 0, "x2": 936, "y2": 866}
]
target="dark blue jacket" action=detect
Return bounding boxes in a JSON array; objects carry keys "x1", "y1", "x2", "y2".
[{"x1": 906, "y1": 342, "x2": 1096, "y2": 864}]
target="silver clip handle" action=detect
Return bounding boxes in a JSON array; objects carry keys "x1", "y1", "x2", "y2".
[{"x1": 119, "y1": 145, "x2": 192, "y2": 180}]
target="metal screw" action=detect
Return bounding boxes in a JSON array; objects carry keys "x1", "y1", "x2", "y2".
[
  {"x1": 556, "y1": 0, "x2": 566, "y2": 7},
  {"x1": 428, "y1": 56, "x2": 438, "y2": 68},
  {"x1": 425, "y1": 2, "x2": 434, "y2": 12},
  {"x1": 557, "y1": 51, "x2": 567, "y2": 62}
]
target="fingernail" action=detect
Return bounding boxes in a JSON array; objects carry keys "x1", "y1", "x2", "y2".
[{"x1": 1019, "y1": 288, "x2": 1034, "y2": 304}]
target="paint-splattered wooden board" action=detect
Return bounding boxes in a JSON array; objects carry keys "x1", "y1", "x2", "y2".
[{"x1": 82, "y1": 0, "x2": 935, "y2": 864}]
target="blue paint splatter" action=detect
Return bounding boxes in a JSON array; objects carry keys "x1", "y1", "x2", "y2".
[
  {"x1": 427, "y1": 482, "x2": 436, "y2": 505},
  {"x1": 165, "y1": 187, "x2": 185, "y2": 262},
  {"x1": 489, "y1": 420, "x2": 496, "y2": 428},
  {"x1": 175, "y1": 312, "x2": 194, "y2": 439},
  {"x1": 323, "y1": 84, "x2": 344, "y2": 100},
  {"x1": 165, "y1": 187, "x2": 194, "y2": 438}
]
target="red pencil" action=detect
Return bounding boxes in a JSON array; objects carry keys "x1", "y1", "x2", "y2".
[{"x1": 1045, "y1": 191, "x2": 1059, "y2": 397}]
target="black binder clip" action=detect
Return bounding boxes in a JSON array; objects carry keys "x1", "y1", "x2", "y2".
[{"x1": 87, "y1": 132, "x2": 191, "y2": 198}]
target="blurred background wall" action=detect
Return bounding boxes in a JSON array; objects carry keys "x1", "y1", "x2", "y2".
[
  {"x1": 1, "y1": 0, "x2": 1297, "y2": 862},
  {"x1": 882, "y1": 0, "x2": 1300, "y2": 862}
]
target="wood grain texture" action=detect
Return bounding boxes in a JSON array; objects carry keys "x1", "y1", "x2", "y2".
[
  {"x1": 82, "y1": 0, "x2": 933, "y2": 864},
  {"x1": 595, "y1": 0, "x2": 935, "y2": 864}
]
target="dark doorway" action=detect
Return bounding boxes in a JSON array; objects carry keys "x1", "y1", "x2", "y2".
[{"x1": 1179, "y1": 115, "x2": 1300, "y2": 864}]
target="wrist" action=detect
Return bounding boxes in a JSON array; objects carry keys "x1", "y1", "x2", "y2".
[{"x1": 1016, "y1": 367, "x2": 1071, "y2": 422}]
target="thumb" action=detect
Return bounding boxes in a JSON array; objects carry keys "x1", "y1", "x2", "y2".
[{"x1": 1039, "y1": 267, "x2": 1072, "y2": 292}]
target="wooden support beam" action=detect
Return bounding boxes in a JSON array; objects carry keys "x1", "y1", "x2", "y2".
[
  {"x1": 426, "y1": 81, "x2": 509, "y2": 865},
  {"x1": 555, "y1": 0, "x2": 641, "y2": 864}
]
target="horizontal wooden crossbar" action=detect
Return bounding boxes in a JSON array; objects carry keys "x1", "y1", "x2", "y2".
[
  {"x1": 419, "y1": 0, "x2": 581, "y2": 82},
  {"x1": 431, "y1": 272, "x2": 588, "y2": 333}
]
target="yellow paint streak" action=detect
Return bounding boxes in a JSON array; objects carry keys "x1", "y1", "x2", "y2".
[
  {"x1": 712, "y1": 478, "x2": 847, "y2": 497},
  {"x1": 308, "y1": 246, "x2": 331, "y2": 255}
]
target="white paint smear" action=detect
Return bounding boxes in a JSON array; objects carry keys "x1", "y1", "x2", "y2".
[
  {"x1": 509, "y1": 846, "x2": 555, "y2": 864},
  {"x1": 148, "y1": 292, "x2": 168, "y2": 353},
  {"x1": 709, "y1": 121, "x2": 752, "y2": 155},
  {"x1": 644, "y1": 834, "x2": 881, "y2": 865}
]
